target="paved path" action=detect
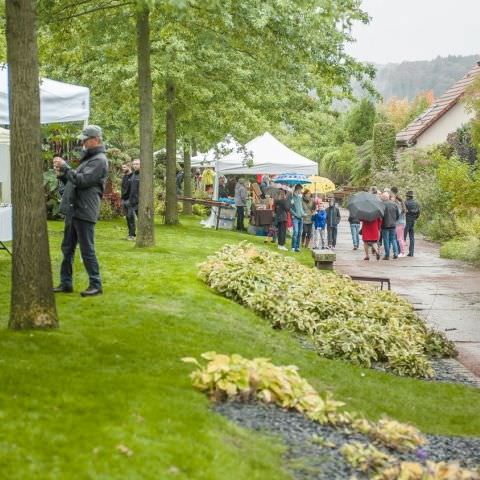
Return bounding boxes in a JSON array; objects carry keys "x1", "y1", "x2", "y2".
[{"x1": 331, "y1": 210, "x2": 480, "y2": 377}]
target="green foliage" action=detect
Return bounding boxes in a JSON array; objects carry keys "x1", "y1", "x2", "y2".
[
  {"x1": 372, "y1": 123, "x2": 396, "y2": 170},
  {"x1": 341, "y1": 442, "x2": 394, "y2": 474},
  {"x1": 446, "y1": 124, "x2": 477, "y2": 165},
  {"x1": 464, "y1": 74, "x2": 480, "y2": 153},
  {"x1": 99, "y1": 198, "x2": 115, "y2": 220},
  {"x1": 440, "y1": 237, "x2": 480, "y2": 265},
  {"x1": 351, "y1": 140, "x2": 373, "y2": 186},
  {"x1": 199, "y1": 242, "x2": 456, "y2": 378},
  {"x1": 43, "y1": 170, "x2": 61, "y2": 219},
  {"x1": 345, "y1": 98, "x2": 377, "y2": 146},
  {"x1": 321, "y1": 142, "x2": 357, "y2": 185}
]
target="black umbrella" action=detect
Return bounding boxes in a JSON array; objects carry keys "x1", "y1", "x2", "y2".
[{"x1": 347, "y1": 192, "x2": 385, "y2": 222}]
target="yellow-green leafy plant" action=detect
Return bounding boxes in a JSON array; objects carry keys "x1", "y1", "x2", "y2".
[
  {"x1": 182, "y1": 352, "x2": 349, "y2": 425},
  {"x1": 341, "y1": 442, "x2": 395, "y2": 475},
  {"x1": 199, "y1": 242, "x2": 456, "y2": 378},
  {"x1": 380, "y1": 461, "x2": 480, "y2": 480},
  {"x1": 369, "y1": 419, "x2": 426, "y2": 453}
]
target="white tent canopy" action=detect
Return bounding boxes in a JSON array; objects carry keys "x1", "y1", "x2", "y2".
[
  {"x1": 0, "y1": 65, "x2": 90, "y2": 125},
  {"x1": 0, "y1": 127, "x2": 10, "y2": 204},
  {"x1": 191, "y1": 135, "x2": 242, "y2": 168},
  {"x1": 216, "y1": 132, "x2": 318, "y2": 175}
]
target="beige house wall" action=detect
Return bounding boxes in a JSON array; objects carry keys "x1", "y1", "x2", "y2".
[{"x1": 415, "y1": 102, "x2": 474, "y2": 148}]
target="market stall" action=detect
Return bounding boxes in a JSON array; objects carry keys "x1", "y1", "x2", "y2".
[
  {"x1": 0, "y1": 65, "x2": 91, "y2": 250},
  {"x1": 202, "y1": 132, "x2": 318, "y2": 229}
]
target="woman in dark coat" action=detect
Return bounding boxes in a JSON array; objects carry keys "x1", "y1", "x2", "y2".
[
  {"x1": 361, "y1": 217, "x2": 382, "y2": 260},
  {"x1": 274, "y1": 189, "x2": 290, "y2": 250}
]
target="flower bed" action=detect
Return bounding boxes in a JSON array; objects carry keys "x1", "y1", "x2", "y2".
[{"x1": 199, "y1": 242, "x2": 456, "y2": 378}]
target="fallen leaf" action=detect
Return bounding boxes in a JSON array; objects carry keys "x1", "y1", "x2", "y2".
[{"x1": 116, "y1": 444, "x2": 133, "y2": 457}]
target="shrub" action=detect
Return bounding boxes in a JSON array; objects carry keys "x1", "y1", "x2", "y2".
[
  {"x1": 199, "y1": 243, "x2": 456, "y2": 378},
  {"x1": 99, "y1": 199, "x2": 114, "y2": 220},
  {"x1": 372, "y1": 123, "x2": 396, "y2": 170}
]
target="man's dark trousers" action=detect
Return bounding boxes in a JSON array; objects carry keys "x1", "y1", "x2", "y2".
[
  {"x1": 236, "y1": 206, "x2": 245, "y2": 230},
  {"x1": 60, "y1": 218, "x2": 102, "y2": 289},
  {"x1": 404, "y1": 221, "x2": 415, "y2": 255},
  {"x1": 123, "y1": 201, "x2": 136, "y2": 237}
]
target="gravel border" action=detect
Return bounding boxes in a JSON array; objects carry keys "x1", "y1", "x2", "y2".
[
  {"x1": 215, "y1": 401, "x2": 480, "y2": 480},
  {"x1": 294, "y1": 333, "x2": 480, "y2": 388}
]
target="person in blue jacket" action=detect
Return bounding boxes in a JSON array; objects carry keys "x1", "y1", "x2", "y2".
[{"x1": 312, "y1": 202, "x2": 327, "y2": 249}]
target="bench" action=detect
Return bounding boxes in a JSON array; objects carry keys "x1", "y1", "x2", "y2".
[
  {"x1": 349, "y1": 275, "x2": 391, "y2": 291},
  {"x1": 312, "y1": 249, "x2": 336, "y2": 270}
]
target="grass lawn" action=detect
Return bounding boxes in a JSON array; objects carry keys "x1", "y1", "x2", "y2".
[{"x1": 0, "y1": 216, "x2": 479, "y2": 479}]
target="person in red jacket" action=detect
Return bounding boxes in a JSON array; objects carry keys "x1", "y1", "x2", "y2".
[{"x1": 361, "y1": 217, "x2": 382, "y2": 261}]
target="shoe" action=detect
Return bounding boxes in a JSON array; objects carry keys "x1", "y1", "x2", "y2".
[
  {"x1": 127, "y1": 236, "x2": 136, "y2": 241},
  {"x1": 291, "y1": 248, "x2": 296, "y2": 252},
  {"x1": 278, "y1": 245, "x2": 287, "y2": 251},
  {"x1": 376, "y1": 252, "x2": 380, "y2": 261},
  {"x1": 363, "y1": 257, "x2": 370, "y2": 261},
  {"x1": 382, "y1": 256, "x2": 390, "y2": 260},
  {"x1": 294, "y1": 249, "x2": 300, "y2": 253},
  {"x1": 53, "y1": 285, "x2": 73, "y2": 293},
  {"x1": 407, "y1": 253, "x2": 414, "y2": 257},
  {"x1": 80, "y1": 287, "x2": 103, "y2": 297},
  {"x1": 393, "y1": 255, "x2": 398, "y2": 259}
]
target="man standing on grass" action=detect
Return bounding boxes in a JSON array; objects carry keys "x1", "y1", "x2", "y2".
[
  {"x1": 53, "y1": 125, "x2": 108, "y2": 297},
  {"x1": 127, "y1": 158, "x2": 140, "y2": 240}
]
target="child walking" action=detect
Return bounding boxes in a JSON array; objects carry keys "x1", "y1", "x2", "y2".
[{"x1": 312, "y1": 203, "x2": 327, "y2": 249}]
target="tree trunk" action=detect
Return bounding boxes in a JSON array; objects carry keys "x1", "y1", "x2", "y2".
[
  {"x1": 182, "y1": 141, "x2": 192, "y2": 215},
  {"x1": 165, "y1": 79, "x2": 178, "y2": 225},
  {"x1": 6, "y1": 0, "x2": 58, "y2": 329},
  {"x1": 135, "y1": 5, "x2": 155, "y2": 246}
]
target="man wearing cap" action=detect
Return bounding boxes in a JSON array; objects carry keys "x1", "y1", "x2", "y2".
[{"x1": 53, "y1": 125, "x2": 108, "y2": 297}]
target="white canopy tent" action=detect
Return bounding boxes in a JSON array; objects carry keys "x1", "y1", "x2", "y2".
[
  {"x1": 0, "y1": 127, "x2": 10, "y2": 204},
  {"x1": 0, "y1": 65, "x2": 90, "y2": 124},
  {"x1": 216, "y1": 132, "x2": 318, "y2": 175},
  {"x1": 202, "y1": 132, "x2": 318, "y2": 228}
]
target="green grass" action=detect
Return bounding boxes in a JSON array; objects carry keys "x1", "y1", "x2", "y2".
[
  {"x1": 440, "y1": 236, "x2": 480, "y2": 265},
  {"x1": 0, "y1": 216, "x2": 479, "y2": 479}
]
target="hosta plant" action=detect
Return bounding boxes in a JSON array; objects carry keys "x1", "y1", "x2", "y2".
[
  {"x1": 199, "y1": 242, "x2": 456, "y2": 378},
  {"x1": 341, "y1": 442, "x2": 395, "y2": 474},
  {"x1": 380, "y1": 461, "x2": 480, "y2": 480},
  {"x1": 182, "y1": 352, "x2": 350, "y2": 425}
]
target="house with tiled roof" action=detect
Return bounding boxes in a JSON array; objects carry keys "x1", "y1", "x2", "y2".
[{"x1": 396, "y1": 61, "x2": 480, "y2": 148}]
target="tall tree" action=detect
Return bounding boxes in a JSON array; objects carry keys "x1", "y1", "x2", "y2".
[
  {"x1": 165, "y1": 79, "x2": 177, "y2": 225},
  {"x1": 135, "y1": 2, "x2": 155, "y2": 246},
  {"x1": 6, "y1": 0, "x2": 58, "y2": 329},
  {"x1": 182, "y1": 140, "x2": 192, "y2": 214}
]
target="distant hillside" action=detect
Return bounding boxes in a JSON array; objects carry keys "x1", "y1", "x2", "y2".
[{"x1": 372, "y1": 54, "x2": 479, "y2": 100}]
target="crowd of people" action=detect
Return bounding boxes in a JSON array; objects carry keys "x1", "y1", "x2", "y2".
[
  {"x1": 268, "y1": 183, "x2": 421, "y2": 258},
  {"x1": 354, "y1": 186, "x2": 421, "y2": 261}
]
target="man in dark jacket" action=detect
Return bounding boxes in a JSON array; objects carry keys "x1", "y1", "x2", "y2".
[
  {"x1": 381, "y1": 192, "x2": 399, "y2": 260},
  {"x1": 404, "y1": 190, "x2": 420, "y2": 257},
  {"x1": 53, "y1": 125, "x2": 108, "y2": 297},
  {"x1": 325, "y1": 198, "x2": 341, "y2": 249},
  {"x1": 127, "y1": 158, "x2": 140, "y2": 239},
  {"x1": 120, "y1": 163, "x2": 135, "y2": 240}
]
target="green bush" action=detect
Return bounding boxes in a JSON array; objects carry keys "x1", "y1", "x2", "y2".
[
  {"x1": 192, "y1": 204, "x2": 208, "y2": 217},
  {"x1": 440, "y1": 237, "x2": 480, "y2": 265},
  {"x1": 99, "y1": 199, "x2": 115, "y2": 220},
  {"x1": 372, "y1": 123, "x2": 396, "y2": 170}
]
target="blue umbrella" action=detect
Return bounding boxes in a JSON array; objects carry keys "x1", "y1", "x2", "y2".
[{"x1": 274, "y1": 173, "x2": 310, "y2": 185}]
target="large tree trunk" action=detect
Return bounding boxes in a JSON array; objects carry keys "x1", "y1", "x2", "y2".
[
  {"x1": 165, "y1": 79, "x2": 178, "y2": 225},
  {"x1": 6, "y1": 0, "x2": 58, "y2": 329},
  {"x1": 182, "y1": 141, "x2": 192, "y2": 215},
  {"x1": 135, "y1": 5, "x2": 155, "y2": 246}
]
